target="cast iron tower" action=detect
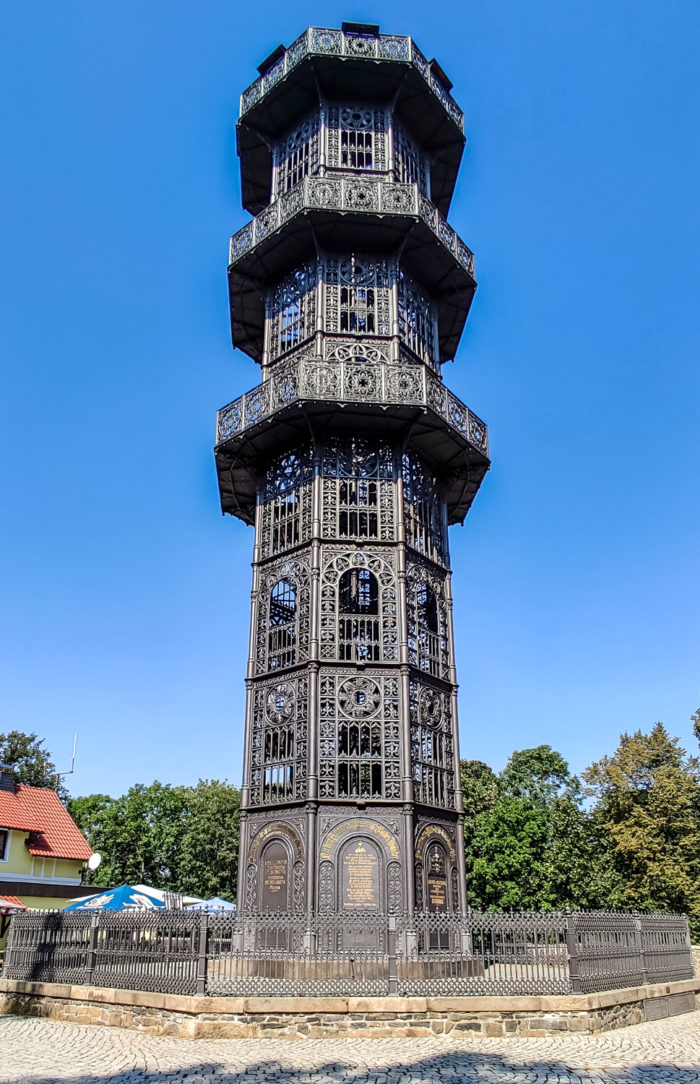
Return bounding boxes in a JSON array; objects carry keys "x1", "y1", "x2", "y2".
[{"x1": 215, "y1": 24, "x2": 489, "y2": 921}]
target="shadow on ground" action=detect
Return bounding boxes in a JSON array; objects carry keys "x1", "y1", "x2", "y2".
[{"x1": 2, "y1": 1014, "x2": 699, "y2": 1084}]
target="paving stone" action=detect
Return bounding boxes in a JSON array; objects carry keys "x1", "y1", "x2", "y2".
[{"x1": 0, "y1": 1012, "x2": 699, "y2": 1083}]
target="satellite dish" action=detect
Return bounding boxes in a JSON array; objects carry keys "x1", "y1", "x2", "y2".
[{"x1": 87, "y1": 853, "x2": 102, "y2": 871}]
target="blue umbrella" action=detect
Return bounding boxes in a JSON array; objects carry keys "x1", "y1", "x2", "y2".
[{"x1": 64, "y1": 884, "x2": 165, "y2": 911}]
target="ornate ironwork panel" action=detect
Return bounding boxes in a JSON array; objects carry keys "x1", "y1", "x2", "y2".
[
  {"x1": 249, "y1": 674, "x2": 308, "y2": 805},
  {"x1": 321, "y1": 438, "x2": 395, "y2": 542},
  {"x1": 395, "y1": 122, "x2": 428, "y2": 193},
  {"x1": 326, "y1": 105, "x2": 387, "y2": 173},
  {"x1": 409, "y1": 680, "x2": 455, "y2": 809},
  {"x1": 406, "y1": 561, "x2": 451, "y2": 680},
  {"x1": 402, "y1": 452, "x2": 447, "y2": 566},
  {"x1": 324, "y1": 254, "x2": 392, "y2": 338},
  {"x1": 259, "y1": 446, "x2": 314, "y2": 560},
  {"x1": 320, "y1": 549, "x2": 398, "y2": 664},
  {"x1": 398, "y1": 268, "x2": 436, "y2": 365},
  {"x1": 273, "y1": 111, "x2": 320, "y2": 196},
  {"x1": 268, "y1": 262, "x2": 317, "y2": 361},
  {"x1": 318, "y1": 669, "x2": 401, "y2": 800},
  {"x1": 255, "y1": 555, "x2": 311, "y2": 674}
]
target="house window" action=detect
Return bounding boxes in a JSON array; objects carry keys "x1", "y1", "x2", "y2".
[{"x1": 0, "y1": 829, "x2": 8, "y2": 861}]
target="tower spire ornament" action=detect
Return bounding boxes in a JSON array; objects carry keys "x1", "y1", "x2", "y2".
[{"x1": 215, "y1": 24, "x2": 489, "y2": 927}]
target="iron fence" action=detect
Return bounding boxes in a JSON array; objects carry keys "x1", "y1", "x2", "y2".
[{"x1": 2, "y1": 909, "x2": 693, "y2": 998}]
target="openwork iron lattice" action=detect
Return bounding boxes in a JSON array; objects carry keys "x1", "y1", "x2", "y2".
[
  {"x1": 216, "y1": 355, "x2": 489, "y2": 459},
  {"x1": 571, "y1": 911, "x2": 695, "y2": 994},
  {"x1": 239, "y1": 28, "x2": 464, "y2": 130},
  {"x1": 228, "y1": 177, "x2": 475, "y2": 276},
  {"x1": 4, "y1": 909, "x2": 693, "y2": 999}
]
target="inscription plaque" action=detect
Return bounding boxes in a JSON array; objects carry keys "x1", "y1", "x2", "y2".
[
  {"x1": 427, "y1": 874, "x2": 447, "y2": 911},
  {"x1": 262, "y1": 842, "x2": 289, "y2": 910},
  {"x1": 342, "y1": 840, "x2": 380, "y2": 910}
]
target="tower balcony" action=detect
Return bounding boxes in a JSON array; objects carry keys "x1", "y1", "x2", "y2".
[
  {"x1": 238, "y1": 25, "x2": 465, "y2": 216},
  {"x1": 214, "y1": 355, "x2": 489, "y2": 525},
  {"x1": 228, "y1": 176, "x2": 476, "y2": 363}
]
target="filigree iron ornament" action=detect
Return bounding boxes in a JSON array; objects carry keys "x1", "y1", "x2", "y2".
[{"x1": 221, "y1": 25, "x2": 489, "y2": 924}]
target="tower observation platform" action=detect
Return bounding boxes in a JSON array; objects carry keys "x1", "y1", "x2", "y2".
[{"x1": 215, "y1": 24, "x2": 489, "y2": 926}]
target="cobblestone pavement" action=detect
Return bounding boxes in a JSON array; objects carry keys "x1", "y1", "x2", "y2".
[{"x1": 1, "y1": 1012, "x2": 699, "y2": 1084}]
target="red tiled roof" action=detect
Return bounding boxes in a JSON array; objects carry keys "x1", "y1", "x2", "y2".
[
  {"x1": 0, "y1": 895, "x2": 26, "y2": 911},
  {"x1": 0, "y1": 784, "x2": 92, "y2": 861},
  {"x1": 0, "y1": 789, "x2": 36, "y2": 831}
]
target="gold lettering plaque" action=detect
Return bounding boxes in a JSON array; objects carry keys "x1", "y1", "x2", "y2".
[
  {"x1": 342, "y1": 841, "x2": 380, "y2": 910},
  {"x1": 428, "y1": 875, "x2": 447, "y2": 911},
  {"x1": 264, "y1": 858, "x2": 287, "y2": 894}
]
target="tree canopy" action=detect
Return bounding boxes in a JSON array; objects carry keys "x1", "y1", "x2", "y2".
[
  {"x1": 69, "y1": 778, "x2": 240, "y2": 901},
  {"x1": 462, "y1": 745, "x2": 605, "y2": 911},
  {"x1": 583, "y1": 723, "x2": 700, "y2": 935},
  {"x1": 0, "y1": 730, "x2": 67, "y2": 800}
]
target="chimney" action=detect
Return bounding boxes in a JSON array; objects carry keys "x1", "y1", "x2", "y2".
[{"x1": 0, "y1": 764, "x2": 15, "y2": 793}]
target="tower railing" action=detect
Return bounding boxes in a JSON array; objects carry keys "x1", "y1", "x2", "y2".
[
  {"x1": 216, "y1": 354, "x2": 489, "y2": 459},
  {"x1": 239, "y1": 28, "x2": 464, "y2": 131},
  {"x1": 229, "y1": 176, "x2": 475, "y2": 276}
]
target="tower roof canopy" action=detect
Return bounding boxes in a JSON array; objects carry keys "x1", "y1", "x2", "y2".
[
  {"x1": 228, "y1": 178, "x2": 476, "y2": 363},
  {"x1": 237, "y1": 26, "x2": 466, "y2": 217}
]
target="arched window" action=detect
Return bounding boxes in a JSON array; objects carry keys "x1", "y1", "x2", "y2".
[
  {"x1": 402, "y1": 453, "x2": 445, "y2": 563},
  {"x1": 338, "y1": 568, "x2": 380, "y2": 662},
  {"x1": 268, "y1": 579, "x2": 296, "y2": 670},
  {"x1": 275, "y1": 112, "x2": 319, "y2": 195},
  {"x1": 327, "y1": 105, "x2": 387, "y2": 172},
  {"x1": 410, "y1": 684, "x2": 452, "y2": 809},
  {"x1": 263, "y1": 722, "x2": 295, "y2": 802},
  {"x1": 398, "y1": 269, "x2": 436, "y2": 364},
  {"x1": 417, "y1": 581, "x2": 440, "y2": 677},
  {"x1": 268, "y1": 264, "x2": 316, "y2": 360}
]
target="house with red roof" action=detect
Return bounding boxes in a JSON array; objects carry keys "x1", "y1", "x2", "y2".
[{"x1": 0, "y1": 763, "x2": 92, "y2": 931}]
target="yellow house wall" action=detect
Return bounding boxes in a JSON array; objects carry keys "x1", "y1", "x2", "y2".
[
  {"x1": 1, "y1": 831, "x2": 84, "y2": 881},
  {"x1": 1, "y1": 830, "x2": 33, "y2": 875},
  {"x1": 0, "y1": 831, "x2": 88, "y2": 956}
]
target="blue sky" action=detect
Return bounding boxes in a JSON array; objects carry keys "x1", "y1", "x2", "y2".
[{"x1": 2, "y1": 1, "x2": 699, "y2": 799}]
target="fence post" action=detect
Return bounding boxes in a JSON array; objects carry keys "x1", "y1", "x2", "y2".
[
  {"x1": 387, "y1": 915, "x2": 397, "y2": 995},
  {"x1": 634, "y1": 914, "x2": 647, "y2": 985},
  {"x1": 85, "y1": 914, "x2": 99, "y2": 986},
  {"x1": 196, "y1": 911, "x2": 209, "y2": 996},
  {"x1": 565, "y1": 911, "x2": 581, "y2": 993},
  {"x1": 3, "y1": 912, "x2": 19, "y2": 974}
]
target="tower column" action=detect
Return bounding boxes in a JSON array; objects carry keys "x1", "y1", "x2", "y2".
[{"x1": 216, "y1": 24, "x2": 490, "y2": 919}]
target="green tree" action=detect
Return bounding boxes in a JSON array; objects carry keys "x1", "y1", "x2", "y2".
[
  {"x1": 70, "y1": 779, "x2": 241, "y2": 901},
  {"x1": 70, "y1": 782, "x2": 190, "y2": 889},
  {"x1": 0, "y1": 730, "x2": 67, "y2": 800},
  {"x1": 584, "y1": 723, "x2": 700, "y2": 937},
  {"x1": 462, "y1": 746, "x2": 607, "y2": 911},
  {"x1": 468, "y1": 794, "x2": 553, "y2": 909},
  {"x1": 691, "y1": 706, "x2": 700, "y2": 745},
  {"x1": 500, "y1": 746, "x2": 576, "y2": 804},
  {"x1": 177, "y1": 779, "x2": 240, "y2": 900}
]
